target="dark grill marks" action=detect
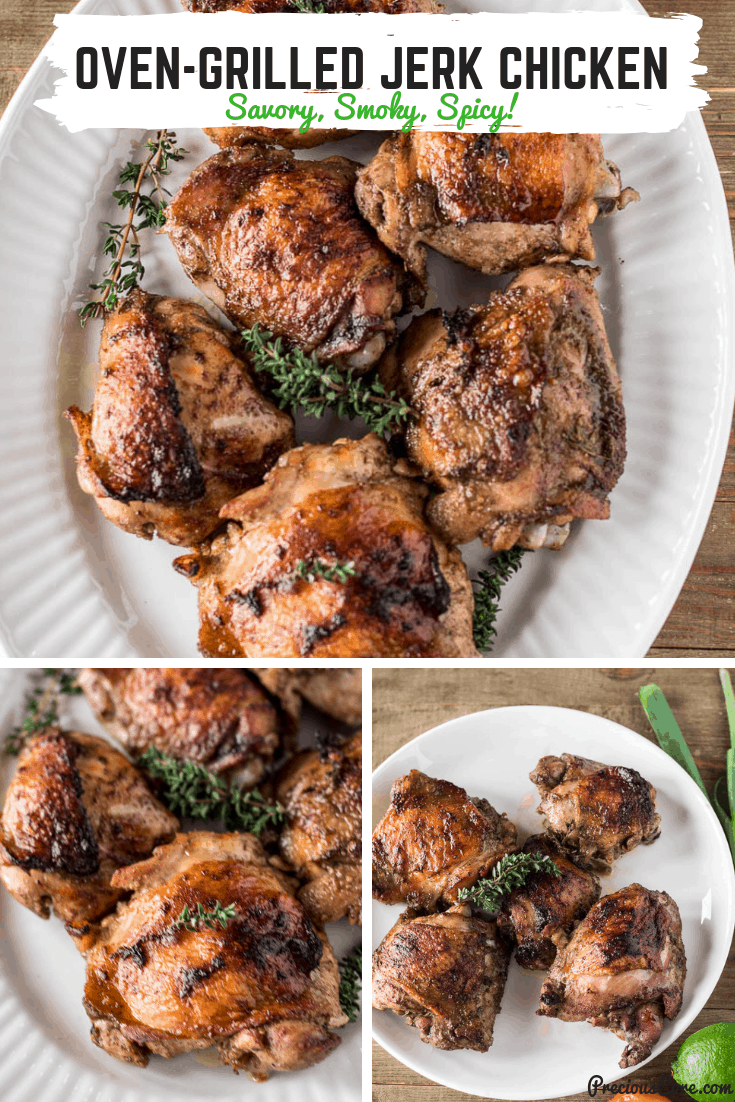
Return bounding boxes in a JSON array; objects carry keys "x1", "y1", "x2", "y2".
[{"x1": 177, "y1": 954, "x2": 226, "y2": 999}]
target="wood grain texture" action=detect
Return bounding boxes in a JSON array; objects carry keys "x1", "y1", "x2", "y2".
[
  {"x1": 372, "y1": 666, "x2": 735, "y2": 1102},
  {"x1": 0, "y1": 0, "x2": 733, "y2": 653}
]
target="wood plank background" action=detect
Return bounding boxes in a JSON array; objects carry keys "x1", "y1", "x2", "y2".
[
  {"x1": 372, "y1": 666, "x2": 735, "y2": 1102},
  {"x1": 0, "y1": 0, "x2": 733, "y2": 652}
]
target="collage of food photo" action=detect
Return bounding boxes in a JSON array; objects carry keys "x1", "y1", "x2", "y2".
[{"x1": 0, "y1": 0, "x2": 734, "y2": 1099}]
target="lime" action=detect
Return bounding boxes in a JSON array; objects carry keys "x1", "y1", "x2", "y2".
[{"x1": 671, "y1": 1023, "x2": 735, "y2": 1100}]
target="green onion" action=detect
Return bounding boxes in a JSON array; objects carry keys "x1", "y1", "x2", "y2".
[{"x1": 637, "y1": 683, "x2": 708, "y2": 798}]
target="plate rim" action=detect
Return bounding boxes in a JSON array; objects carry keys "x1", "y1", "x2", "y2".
[{"x1": 371, "y1": 704, "x2": 735, "y2": 1100}]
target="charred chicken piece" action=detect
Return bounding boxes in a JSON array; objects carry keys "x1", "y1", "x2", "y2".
[
  {"x1": 0, "y1": 728, "x2": 177, "y2": 941},
  {"x1": 66, "y1": 290, "x2": 294, "y2": 546},
  {"x1": 203, "y1": 126, "x2": 358, "y2": 151},
  {"x1": 372, "y1": 903, "x2": 510, "y2": 1051},
  {"x1": 276, "y1": 732, "x2": 362, "y2": 925},
  {"x1": 164, "y1": 147, "x2": 421, "y2": 371},
  {"x1": 78, "y1": 668, "x2": 285, "y2": 789},
  {"x1": 372, "y1": 769, "x2": 517, "y2": 910},
  {"x1": 380, "y1": 263, "x2": 626, "y2": 551},
  {"x1": 531, "y1": 753, "x2": 661, "y2": 871},
  {"x1": 356, "y1": 132, "x2": 638, "y2": 282},
  {"x1": 538, "y1": 884, "x2": 686, "y2": 1068},
  {"x1": 83, "y1": 831, "x2": 346, "y2": 1077},
  {"x1": 254, "y1": 668, "x2": 362, "y2": 727},
  {"x1": 173, "y1": 435, "x2": 478, "y2": 658},
  {"x1": 496, "y1": 834, "x2": 600, "y2": 970}
]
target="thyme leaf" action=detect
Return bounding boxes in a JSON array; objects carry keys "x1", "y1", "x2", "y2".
[
  {"x1": 4, "y1": 669, "x2": 81, "y2": 755},
  {"x1": 295, "y1": 559, "x2": 357, "y2": 584},
  {"x1": 472, "y1": 548, "x2": 526, "y2": 652},
  {"x1": 289, "y1": 0, "x2": 325, "y2": 9},
  {"x1": 137, "y1": 747, "x2": 284, "y2": 834},
  {"x1": 457, "y1": 852, "x2": 562, "y2": 911},
  {"x1": 240, "y1": 323, "x2": 412, "y2": 436},
  {"x1": 175, "y1": 901, "x2": 236, "y2": 931},
  {"x1": 338, "y1": 944, "x2": 361, "y2": 1023},
  {"x1": 79, "y1": 130, "x2": 187, "y2": 324}
]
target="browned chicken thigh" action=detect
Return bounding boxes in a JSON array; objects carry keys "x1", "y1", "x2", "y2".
[
  {"x1": 372, "y1": 770, "x2": 516, "y2": 910},
  {"x1": 496, "y1": 834, "x2": 600, "y2": 970},
  {"x1": 66, "y1": 290, "x2": 294, "y2": 546},
  {"x1": 0, "y1": 729, "x2": 177, "y2": 941},
  {"x1": 173, "y1": 435, "x2": 478, "y2": 658},
  {"x1": 356, "y1": 132, "x2": 637, "y2": 282},
  {"x1": 203, "y1": 126, "x2": 358, "y2": 151},
  {"x1": 78, "y1": 668, "x2": 285, "y2": 788},
  {"x1": 380, "y1": 264, "x2": 626, "y2": 551},
  {"x1": 277, "y1": 732, "x2": 362, "y2": 925},
  {"x1": 83, "y1": 831, "x2": 346, "y2": 1076},
  {"x1": 538, "y1": 884, "x2": 686, "y2": 1068},
  {"x1": 255, "y1": 669, "x2": 362, "y2": 726},
  {"x1": 531, "y1": 754, "x2": 661, "y2": 871},
  {"x1": 164, "y1": 147, "x2": 421, "y2": 371},
  {"x1": 372, "y1": 903, "x2": 510, "y2": 1050}
]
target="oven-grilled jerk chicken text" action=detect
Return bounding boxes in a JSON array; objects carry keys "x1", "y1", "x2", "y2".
[
  {"x1": 83, "y1": 831, "x2": 346, "y2": 1077},
  {"x1": 372, "y1": 769, "x2": 517, "y2": 910}
]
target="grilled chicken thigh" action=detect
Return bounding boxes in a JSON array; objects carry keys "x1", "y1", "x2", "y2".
[
  {"x1": 531, "y1": 754, "x2": 661, "y2": 871},
  {"x1": 372, "y1": 903, "x2": 510, "y2": 1050},
  {"x1": 372, "y1": 770, "x2": 517, "y2": 910},
  {"x1": 356, "y1": 132, "x2": 637, "y2": 282},
  {"x1": 83, "y1": 832, "x2": 346, "y2": 1076},
  {"x1": 255, "y1": 669, "x2": 362, "y2": 727},
  {"x1": 173, "y1": 435, "x2": 478, "y2": 658},
  {"x1": 538, "y1": 884, "x2": 686, "y2": 1068},
  {"x1": 66, "y1": 290, "x2": 293, "y2": 546},
  {"x1": 380, "y1": 264, "x2": 626, "y2": 551},
  {"x1": 497, "y1": 834, "x2": 600, "y2": 970},
  {"x1": 277, "y1": 732, "x2": 362, "y2": 925},
  {"x1": 203, "y1": 126, "x2": 358, "y2": 151},
  {"x1": 0, "y1": 729, "x2": 177, "y2": 940},
  {"x1": 164, "y1": 147, "x2": 420, "y2": 371},
  {"x1": 78, "y1": 668, "x2": 284, "y2": 788}
]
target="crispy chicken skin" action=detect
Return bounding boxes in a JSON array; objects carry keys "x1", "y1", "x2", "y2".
[
  {"x1": 372, "y1": 769, "x2": 517, "y2": 910},
  {"x1": 531, "y1": 753, "x2": 661, "y2": 872},
  {"x1": 66, "y1": 290, "x2": 294, "y2": 546},
  {"x1": 164, "y1": 147, "x2": 421, "y2": 371},
  {"x1": 372, "y1": 903, "x2": 510, "y2": 1051},
  {"x1": 538, "y1": 884, "x2": 686, "y2": 1068},
  {"x1": 355, "y1": 132, "x2": 638, "y2": 281},
  {"x1": 78, "y1": 668, "x2": 283, "y2": 788},
  {"x1": 83, "y1": 831, "x2": 347, "y2": 1077},
  {"x1": 203, "y1": 126, "x2": 358, "y2": 151},
  {"x1": 0, "y1": 729, "x2": 177, "y2": 939},
  {"x1": 380, "y1": 264, "x2": 626, "y2": 552},
  {"x1": 496, "y1": 833, "x2": 600, "y2": 970},
  {"x1": 276, "y1": 732, "x2": 362, "y2": 925},
  {"x1": 254, "y1": 669, "x2": 362, "y2": 726},
  {"x1": 173, "y1": 435, "x2": 478, "y2": 658}
]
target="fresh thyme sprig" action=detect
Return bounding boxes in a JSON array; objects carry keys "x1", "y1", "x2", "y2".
[
  {"x1": 240, "y1": 324, "x2": 412, "y2": 436},
  {"x1": 137, "y1": 747, "x2": 284, "y2": 834},
  {"x1": 457, "y1": 852, "x2": 562, "y2": 911},
  {"x1": 289, "y1": 0, "x2": 325, "y2": 9},
  {"x1": 79, "y1": 130, "x2": 187, "y2": 324},
  {"x1": 175, "y1": 901, "x2": 236, "y2": 932},
  {"x1": 338, "y1": 945, "x2": 362, "y2": 1024},
  {"x1": 295, "y1": 559, "x2": 357, "y2": 584},
  {"x1": 4, "y1": 669, "x2": 81, "y2": 755},
  {"x1": 472, "y1": 548, "x2": 527, "y2": 652}
]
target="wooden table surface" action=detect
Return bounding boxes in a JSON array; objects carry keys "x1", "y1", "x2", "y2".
[
  {"x1": 0, "y1": 1, "x2": 734, "y2": 652},
  {"x1": 372, "y1": 666, "x2": 735, "y2": 1102}
]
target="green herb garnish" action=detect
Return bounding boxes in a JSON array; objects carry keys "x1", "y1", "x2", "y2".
[
  {"x1": 4, "y1": 669, "x2": 81, "y2": 755},
  {"x1": 240, "y1": 324, "x2": 412, "y2": 436},
  {"x1": 289, "y1": 0, "x2": 325, "y2": 10},
  {"x1": 295, "y1": 559, "x2": 357, "y2": 584},
  {"x1": 472, "y1": 548, "x2": 526, "y2": 652},
  {"x1": 338, "y1": 945, "x2": 361, "y2": 1024},
  {"x1": 175, "y1": 901, "x2": 236, "y2": 931},
  {"x1": 457, "y1": 851, "x2": 561, "y2": 911},
  {"x1": 138, "y1": 747, "x2": 284, "y2": 834},
  {"x1": 79, "y1": 130, "x2": 186, "y2": 323}
]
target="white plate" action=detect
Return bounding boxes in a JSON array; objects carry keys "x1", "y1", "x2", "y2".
[
  {"x1": 0, "y1": 671, "x2": 361, "y2": 1102},
  {"x1": 0, "y1": 0, "x2": 732, "y2": 657},
  {"x1": 371, "y1": 705, "x2": 735, "y2": 1100}
]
